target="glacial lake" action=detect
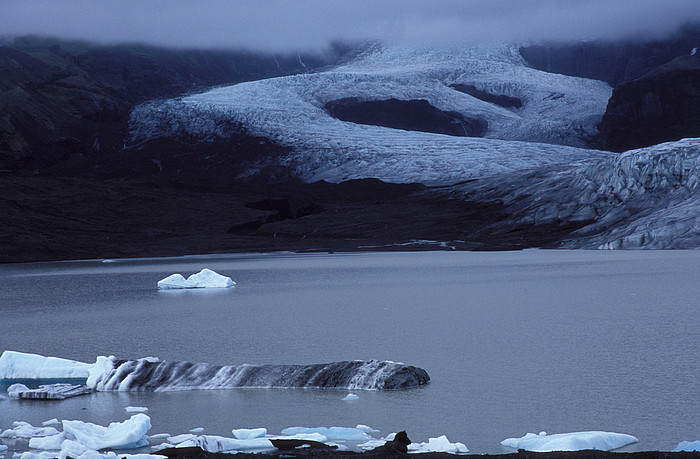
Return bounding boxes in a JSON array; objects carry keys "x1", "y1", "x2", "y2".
[{"x1": 1, "y1": 250, "x2": 698, "y2": 453}]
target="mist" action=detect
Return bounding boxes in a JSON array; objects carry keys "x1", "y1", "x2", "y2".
[{"x1": 1, "y1": 0, "x2": 700, "y2": 53}]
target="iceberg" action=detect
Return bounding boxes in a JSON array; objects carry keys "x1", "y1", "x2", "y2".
[
  {"x1": 28, "y1": 433, "x2": 66, "y2": 450},
  {"x1": 281, "y1": 426, "x2": 370, "y2": 441},
  {"x1": 7, "y1": 383, "x2": 90, "y2": 400},
  {"x1": 501, "y1": 431, "x2": 639, "y2": 452},
  {"x1": 62, "y1": 414, "x2": 151, "y2": 450},
  {"x1": 408, "y1": 435, "x2": 468, "y2": 453},
  {"x1": 342, "y1": 393, "x2": 359, "y2": 400},
  {"x1": 175, "y1": 435, "x2": 273, "y2": 453},
  {"x1": 231, "y1": 428, "x2": 267, "y2": 439},
  {"x1": 125, "y1": 406, "x2": 148, "y2": 413},
  {"x1": 0, "y1": 351, "x2": 92, "y2": 380},
  {"x1": 675, "y1": 441, "x2": 700, "y2": 452},
  {"x1": 188, "y1": 428, "x2": 204, "y2": 433},
  {"x1": 0, "y1": 422, "x2": 59, "y2": 439},
  {"x1": 157, "y1": 269, "x2": 235, "y2": 289}
]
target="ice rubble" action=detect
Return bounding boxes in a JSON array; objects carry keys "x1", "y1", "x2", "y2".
[
  {"x1": 129, "y1": 44, "x2": 611, "y2": 186},
  {"x1": 452, "y1": 138, "x2": 700, "y2": 249},
  {"x1": 501, "y1": 431, "x2": 639, "y2": 452},
  {"x1": 0, "y1": 422, "x2": 59, "y2": 439},
  {"x1": 675, "y1": 441, "x2": 700, "y2": 452},
  {"x1": 157, "y1": 269, "x2": 235, "y2": 289}
]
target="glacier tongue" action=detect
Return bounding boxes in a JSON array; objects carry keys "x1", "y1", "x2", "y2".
[
  {"x1": 451, "y1": 138, "x2": 700, "y2": 249},
  {"x1": 128, "y1": 43, "x2": 611, "y2": 186}
]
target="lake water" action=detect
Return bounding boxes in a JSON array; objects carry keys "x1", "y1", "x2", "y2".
[{"x1": 1, "y1": 250, "x2": 698, "y2": 453}]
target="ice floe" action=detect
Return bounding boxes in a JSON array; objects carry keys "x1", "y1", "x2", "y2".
[
  {"x1": 188, "y1": 428, "x2": 203, "y2": 433},
  {"x1": 342, "y1": 393, "x2": 359, "y2": 400},
  {"x1": 157, "y1": 269, "x2": 235, "y2": 289},
  {"x1": 175, "y1": 435, "x2": 273, "y2": 453},
  {"x1": 62, "y1": 414, "x2": 151, "y2": 450},
  {"x1": 500, "y1": 431, "x2": 639, "y2": 452},
  {"x1": 675, "y1": 441, "x2": 700, "y2": 452},
  {"x1": 281, "y1": 427, "x2": 370, "y2": 441},
  {"x1": 27, "y1": 433, "x2": 66, "y2": 451},
  {"x1": 231, "y1": 428, "x2": 267, "y2": 439},
  {"x1": 0, "y1": 422, "x2": 59, "y2": 439},
  {"x1": 408, "y1": 435, "x2": 469, "y2": 453}
]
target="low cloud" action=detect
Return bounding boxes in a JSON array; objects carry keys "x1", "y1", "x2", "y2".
[{"x1": 1, "y1": 0, "x2": 699, "y2": 53}]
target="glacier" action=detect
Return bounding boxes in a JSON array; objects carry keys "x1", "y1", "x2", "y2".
[
  {"x1": 500, "y1": 431, "x2": 638, "y2": 452},
  {"x1": 450, "y1": 138, "x2": 700, "y2": 249},
  {"x1": 129, "y1": 44, "x2": 611, "y2": 185}
]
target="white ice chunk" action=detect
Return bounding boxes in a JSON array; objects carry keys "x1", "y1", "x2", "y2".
[
  {"x1": 281, "y1": 427, "x2": 370, "y2": 441},
  {"x1": 42, "y1": 419, "x2": 60, "y2": 427},
  {"x1": 342, "y1": 393, "x2": 359, "y2": 400},
  {"x1": 157, "y1": 269, "x2": 235, "y2": 289},
  {"x1": 0, "y1": 351, "x2": 92, "y2": 380},
  {"x1": 151, "y1": 443, "x2": 174, "y2": 452},
  {"x1": 166, "y1": 434, "x2": 195, "y2": 444},
  {"x1": 273, "y1": 433, "x2": 329, "y2": 443},
  {"x1": 156, "y1": 274, "x2": 189, "y2": 289},
  {"x1": 179, "y1": 435, "x2": 273, "y2": 453},
  {"x1": 355, "y1": 425, "x2": 379, "y2": 433},
  {"x1": 19, "y1": 452, "x2": 56, "y2": 459},
  {"x1": 7, "y1": 384, "x2": 29, "y2": 399},
  {"x1": 125, "y1": 406, "x2": 148, "y2": 413},
  {"x1": 500, "y1": 431, "x2": 638, "y2": 452},
  {"x1": 0, "y1": 445, "x2": 8, "y2": 452},
  {"x1": 189, "y1": 428, "x2": 203, "y2": 433},
  {"x1": 62, "y1": 414, "x2": 151, "y2": 450},
  {"x1": 358, "y1": 439, "x2": 386, "y2": 450},
  {"x1": 0, "y1": 422, "x2": 59, "y2": 439},
  {"x1": 408, "y1": 435, "x2": 468, "y2": 453},
  {"x1": 29, "y1": 433, "x2": 66, "y2": 450},
  {"x1": 149, "y1": 434, "x2": 170, "y2": 440},
  {"x1": 675, "y1": 441, "x2": 700, "y2": 452},
  {"x1": 231, "y1": 428, "x2": 267, "y2": 439}
]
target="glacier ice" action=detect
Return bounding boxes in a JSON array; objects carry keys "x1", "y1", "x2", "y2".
[
  {"x1": 342, "y1": 393, "x2": 359, "y2": 400},
  {"x1": 0, "y1": 422, "x2": 59, "y2": 439},
  {"x1": 500, "y1": 431, "x2": 638, "y2": 452},
  {"x1": 41, "y1": 420, "x2": 60, "y2": 427},
  {"x1": 61, "y1": 414, "x2": 151, "y2": 450},
  {"x1": 128, "y1": 44, "x2": 611, "y2": 186},
  {"x1": 280, "y1": 427, "x2": 370, "y2": 441},
  {"x1": 175, "y1": 435, "x2": 273, "y2": 453},
  {"x1": 157, "y1": 269, "x2": 235, "y2": 289},
  {"x1": 452, "y1": 138, "x2": 700, "y2": 249},
  {"x1": 407, "y1": 435, "x2": 469, "y2": 453},
  {"x1": 675, "y1": 441, "x2": 700, "y2": 452},
  {"x1": 28, "y1": 433, "x2": 66, "y2": 450},
  {"x1": 0, "y1": 351, "x2": 92, "y2": 380},
  {"x1": 231, "y1": 428, "x2": 267, "y2": 440},
  {"x1": 125, "y1": 406, "x2": 148, "y2": 413}
]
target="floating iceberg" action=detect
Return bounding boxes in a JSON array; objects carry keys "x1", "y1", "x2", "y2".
[
  {"x1": 0, "y1": 351, "x2": 93, "y2": 380},
  {"x1": 175, "y1": 435, "x2": 273, "y2": 453},
  {"x1": 342, "y1": 393, "x2": 359, "y2": 400},
  {"x1": 157, "y1": 269, "x2": 235, "y2": 289},
  {"x1": 7, "y1": 383, "x2": 90, "y2": 400},
  {"x1": 501, "y1": 431, "x2": 639, "y2": 452},
  {"x1": 125, "y1": 406, "x2": 149, "y2": 413},
  {"x1": 675, "y1": 441, "x2": 700, "y2": 452},
  {"x1": 0, "y1": 422, "x2": 59, "y2": 439},
  {"x1": 28, "y1": 432, "x2": 66, "y2": 450},
  {"x1": 231, "y1": 428, "x2": 266, "y2": 440},
  {"x1": 188, "y1": 427, "x2": 204, "y2": 433},
  {"x1": 408, "y1": 435, "x2": 469, "y2": 453},
  {"x1": 281, "y1": 426, "x2": 370, "y2": 441},
  {"x1": 62, "y1": 414, "x2": 151, "y2": 450}
]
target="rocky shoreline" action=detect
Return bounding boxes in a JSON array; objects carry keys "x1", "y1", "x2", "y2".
[{"x1": 159, "y1": 445, "x2": 700, "y2": 459}]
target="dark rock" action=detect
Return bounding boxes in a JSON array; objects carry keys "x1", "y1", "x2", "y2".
[
  {"x1": 371, "y1": 440, "x2": 408, "y2": 454},
  {"x1": 324, "y1": 97, "x2": 487, "y2": 137},
  {"x1": 270, "y1": 439, "x2": 337, "y2": 451},
  {"x1": 597, "y1": 55, "x2": 700, "y2": 151},
  {"x1": 393, "y1": 431, "x2": 411, "y2": 445},
  {"x1": 450, "y1": 84, "x2": 522, "y2": 108}
]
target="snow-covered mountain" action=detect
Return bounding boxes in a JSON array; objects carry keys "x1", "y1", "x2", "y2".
[
  {"x1": 129, "y1": 44, "x2": 612, "y2": 185},
  {"x1": 450, "y1": 138, "x2": 700, "y2": 249}
]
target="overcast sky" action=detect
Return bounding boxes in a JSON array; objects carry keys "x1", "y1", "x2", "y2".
[{"x1": 2, "y1": 0, "x2": 699, "y2": 53}]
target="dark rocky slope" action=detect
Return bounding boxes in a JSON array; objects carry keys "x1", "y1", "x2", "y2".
[
  {"x1": 597, "y1": 54, "x2": 700, "y2": 151},
  {"x1": 0, "y1": 36, "x2": 342, "y2": 174}
]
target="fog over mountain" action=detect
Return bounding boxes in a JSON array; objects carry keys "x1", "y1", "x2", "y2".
[{"x1": 2, "y1": 0, "x2": 700, "y2": 52}]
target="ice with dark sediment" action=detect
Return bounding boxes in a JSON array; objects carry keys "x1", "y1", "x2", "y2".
[
  {"x1": 451, "y1": 138, "x2": 700, "y2": 249},
  {"x1": 88, "y1": 356, "x2": 430, "y2": 391}
]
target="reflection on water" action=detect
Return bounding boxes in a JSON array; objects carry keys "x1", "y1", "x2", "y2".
[{"x1": 1, "y1": 250, "x2": 699, "y2": 453}]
